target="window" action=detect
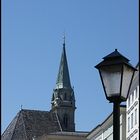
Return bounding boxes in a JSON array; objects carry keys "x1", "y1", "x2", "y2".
[
  {"x1": 134, "y1": 89, "x2": 136, "y2": 99},
  {"x1": 135, "y1": 109, "x2": 137, "y2": 125},
  {"x1": 131, "y1": 113, "x2": 133, "y2": 129},
  {"x1": 132, "y1": 92, "x2": 134, "y2": 103},
  {"x1": 135, "y1": 86, "x2": 139, "y2": 99},
  {"x1": 128, "y1": 96, "x2": 130, "y2": 107},
  {"x1": 128, "y1": 117, "x2": 130, "y2": 132},
  {"x1": 137, "y1": 86, "x2": 139, "y2": 97}
]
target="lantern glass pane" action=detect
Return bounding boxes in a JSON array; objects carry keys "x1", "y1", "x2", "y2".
[
  {"x1": 121, "y1": 64, "x2": 134, "y2": 99},
  {"x1": 100, "y1": 65, "x2": 122, "y2": 98}
]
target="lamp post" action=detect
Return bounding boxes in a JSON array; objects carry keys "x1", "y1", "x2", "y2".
[{"x1": 95, "y1": 49, "x2": 136, "y2": 140}]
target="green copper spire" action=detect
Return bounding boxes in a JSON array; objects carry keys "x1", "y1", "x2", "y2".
[
  {"x1": 51, "y1": 36, "x2": 76, "y2": 132},
  {"x1": 56, "y1": 38, "x2": 71, "y2": 89}
]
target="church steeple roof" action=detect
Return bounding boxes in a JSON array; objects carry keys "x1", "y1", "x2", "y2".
[{"x1": 56, "y1": 38, "x2": 71, "y2": 89}]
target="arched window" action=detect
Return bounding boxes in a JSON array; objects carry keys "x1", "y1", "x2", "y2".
[{"x1": 63, "y1": 114, "x2": 68, "y2": 128}]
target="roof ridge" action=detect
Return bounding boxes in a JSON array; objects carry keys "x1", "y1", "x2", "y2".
[
  {"x1": 21, "y1": 109, "x2": 49, "y2": 112},
  {"x1": 10, "y1": 111, "x2": 21, "y2": 140},
  {"x1": 2, "y1": 112, "x2": 20, "y2": 139}
]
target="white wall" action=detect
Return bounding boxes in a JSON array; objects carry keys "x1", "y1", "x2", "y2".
[{"x1": 126, "y1": 85, "x2": 139, "y2": 140}]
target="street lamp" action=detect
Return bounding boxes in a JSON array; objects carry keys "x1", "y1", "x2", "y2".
[{"x1": 95, "y1": 49, "x2": 136, "y2": 140}]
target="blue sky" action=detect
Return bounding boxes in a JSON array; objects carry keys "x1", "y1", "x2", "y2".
[{"x1": 2, "y1": 0, "x2": 138, "y2": 133}]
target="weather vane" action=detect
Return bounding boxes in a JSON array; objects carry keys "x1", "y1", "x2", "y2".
[
  {"x1": 63, "y1": 31, "x2": 66, "y2": 46},
  {"x1": 21, "y1": 105, "x2": 23, "y2": 110}
]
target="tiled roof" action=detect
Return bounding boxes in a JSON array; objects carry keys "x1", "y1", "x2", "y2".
[{"x1": 2, "y1": 109, "x2": 61, "y2": 140}]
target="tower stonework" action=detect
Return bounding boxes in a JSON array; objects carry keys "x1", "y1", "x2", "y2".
[{"x1": 51, "y1": 41, "x2": 76, "y2": 132}]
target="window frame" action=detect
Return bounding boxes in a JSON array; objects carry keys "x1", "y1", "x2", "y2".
[
  {"x1": 128, "y1": 117, "x2": 130, "y2": 132},
  {"x1": 135, "y1": 108, "x2": 137, "y2": 125},
  {"x1": 131, "y1": 113, "x2": 133, "y2": 129}
]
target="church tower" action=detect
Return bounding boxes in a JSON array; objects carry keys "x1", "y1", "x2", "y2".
[{"x1": 51, "y1": 38, "x2": 76, "y2": 132}]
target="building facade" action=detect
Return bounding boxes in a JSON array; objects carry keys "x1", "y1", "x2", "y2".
[
  {"x1": 126, "y1": 64, "x2": 139, "y2": 140},
  {"x1": 86, "y1": 106, "x2": 126, "y2": 140}
]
